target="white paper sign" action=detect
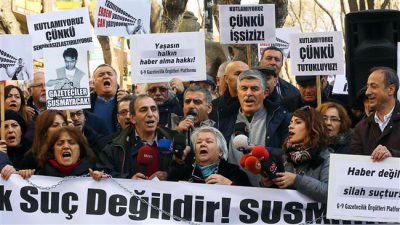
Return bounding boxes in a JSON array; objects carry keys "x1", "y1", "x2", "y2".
[
  {"x1": 332, "y1": 74, "x2": 348, "y2": 95},
  {"x1": 44, "y1": 47, "x2": 91, "y2": 110},
  {"x1": 0, "y1": 35, "x2": 33, "y2": 81},
  {"x1": 27, "y1": 7, "x2": 93, "y2": 59},
  {"x1": 219, "y1": 4, "x2": 275, "y2": 44},
  {"x1": 130, "y1": 32, "x2": 206, "y2": 84},
  {"x1": 290, "y1": 32, "x2": 344, "y2": 75},
  {"x1": 258, "y1": 27, "x2": 300, "y2": 59},
  {"x1": 397, "y1": 42, "x2": 399, "y2": 100},
  {"x1": 95, "y1": 0, "x2": 151, "y2": 37},
  {"x1": 327, "y1": 154, "x2": 400, "y2": 223}
]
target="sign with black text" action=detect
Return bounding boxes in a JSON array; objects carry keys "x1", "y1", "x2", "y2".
[
  {"x1": 327, "y1": 154, "x2": 400, "y2": 223},
  {"x1": 130, "y1": 32, "x2": 206, "y2": 83},
  {"x1": 27, "y1": 7, "x2": 93, "y2": 59},
  {"x1": 219, "y1": 4, "x2": 275, "y2": 44},
  {"x1": 0, "y1": 35, "x2": 33, "y2": 81},
  {"x1": 290, "y1": 32, "x2": 344, "y2": 75},
  {"x1": 95, "y1": 0, "x2": 150, "y2": 37},
  {"x1": 258, "y1": 27, "x2": 300, "y2": 59}
]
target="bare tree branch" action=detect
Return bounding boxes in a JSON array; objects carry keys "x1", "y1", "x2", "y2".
[
  {"x1": 314, "y1": 0, "x2": 338, "y2": 31},
  {"x1": 381, "y1": 0, "x2": 390, "y2": 9},
  {"x1": 289, "y1": 1, "x2": 304, "y2": 32},
  {"x1": 340, "y1": 0, "x2": 346, "y2": 40}
]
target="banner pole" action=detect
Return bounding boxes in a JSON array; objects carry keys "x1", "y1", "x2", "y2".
[
  {"x1": 246, "y1": 45, "x2": 252, "y2": 67},
  {"x1": 1, "y1": 81, "x2": 5, "y2": 140},
  {"x1": 316, "y1": 75, "x2": 322, "y2": 107}
]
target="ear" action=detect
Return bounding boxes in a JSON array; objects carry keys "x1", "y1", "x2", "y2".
[
  {"x1": 207, "y1": 103, "x2": 212, "y2": 114},
  {"x1": 388, "y1": 84, "x2": 396, "y2": 96},
  {"x1": 130, "y1": 114, "x2": 136, "y2": 125}
]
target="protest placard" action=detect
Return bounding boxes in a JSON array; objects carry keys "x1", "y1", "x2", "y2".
[
  {"x1": 1, "y1": 175, "x2": 396, "y2": 225},
  {"x1": 258, "y1": 27, "x2": 300, "y2": 59},
  {"x1": 397, "y1": 42, "x2": 399, "y2": 100},
  {"x1": 0, "y1": 35, "x2": 33, "y2": 81},
  {"x1": 43, "y1": 47, "x2": 91, "y2": 110},
  {"x1": 130, "y1": 32, "x2": 206, "y2": 84},
  {"x1": 327, "y1": 154, "x2": 400, "y2": 223},
  {"x1": 219, "y1": 4, "x2": 275, "y2": 44},
  {"x1": 290, "y1": 32, "x2": 344, "y2": 76},
  {"x1": 27, "y1": 7, "x2": 93, "y2": 59},
  {"x1": 332, "y1": 74, "x2": 348, "y2": 95},
  {"x1": 95, "y1": 0, "x2": 150, "y2": 37}
]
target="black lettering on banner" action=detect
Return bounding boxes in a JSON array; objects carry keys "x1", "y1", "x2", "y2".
[
  {"x1": 45, "y1": 26, "x2": 76, "y2": 42},
  {"x1": 229, "y1": 14, "x2": 264, "y2": 29},
  {"x1": 86, "y1": 188, "x2": 106, "y2": 215},
  {"x1": 230, "y1": 30, "x2": 265, "y2": 43},
  {"x1": 299, "y1": 44, "x2": 334, "y2": 61},
  {"x1": 40, "y1": 192, "x2": 59, "y2": 213},
  {"x1": 33, "y1": 37, "x2": 93, "y2": 51},
  {"x1": 0, "y1": 186, "x2": 12, "y2": 211},
  {"x1": 20, "y1": 186, "x2": 38, "y2": 213},
  {"x1": 173, "y1": 195, "x2": 193, "y2": 221},
  {"x1": 61, "y1": 192, "x2": 78, "y2": 220},
  {"x1": 305, "y1": 203, "x2": 326, "y2": 224},
  {"x1": 109, "y1": 194, "x2": 127, "y2": 216},
  {"x1": 150, "y1": 193, "x2": 161, "y2": 219},
  {"x1": 128, "y1": 190, "x2": 148, "y2": 221},
  {"x1": 297, "y1": 63, "x2": 338, "y2": 72},
  {"x1": 194, "y1": 196, "x2": 204, "y2": 222},
  {"x1": 161, "y1": 193, "x2": 171, "y2": 220},
  {"x1": 205, "y1": 200, "x2": 219, "y2": 222},
  {"x1": 260, "y1": 201, "x2": 281, "y2": 223},
  {"x1": 239, "y1": 199, "x2": 258, "y2": 223},
  {"x1": 284, "y1": 202, "x2": 303, "y2": 224},
  {"x1": 220, "y1": 198, "x2": 231, "y2": 223}
]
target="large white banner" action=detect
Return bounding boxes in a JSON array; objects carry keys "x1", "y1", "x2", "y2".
[
  {"x1": 43, "y1": 47, "x2": 91, "y2": 110},
  {"x1": 258, "y1": 27, "x2": 300, "y2": 59},
  {"x1": 1, "y1": 175, "x2": 396, "y2": 224},
  {"x1": 95, "y1": 0, "x2": 151, "y2": 37},
  {"x1": 27, "y1": 7, "x2": 93, "y2": 59},
  {"x1": 219, "y1": 4, "x2": 275, "y2": 44},
  {"x1": 130, "y1": 32, "x2": 206, "y2": 84},
  {"x1": 327, "y1": 154, "x2": 400, "y2": 223},
  {"x1": 290, "y1": 32, "x2": 344, "y2": 76},
  {"x1": 0, "y1": 35, "x2": 33, "y2": 81}
]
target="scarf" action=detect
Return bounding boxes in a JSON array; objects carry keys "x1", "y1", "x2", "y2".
[
  {"x1": 48, "y1": 159, "x2": 82, "y2": 176},
  {"x1": 286, "y1": 144, "x2": 313, "y2": 165},
  {"x1": 195, "y1": 161, "x2": 219, "y2": 179}
]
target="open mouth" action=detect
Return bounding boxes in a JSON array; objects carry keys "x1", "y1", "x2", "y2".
[
  {"x1": 9, "y1": 103, "x2": 17, "y2": 108},
  {"x1": 103, "y1": 80, "x2": 111, "y2": 87},
  {"x1": 288, "y1": 131, "x2": 295, "y2": 138},
  {"x1": 145, "y1": 120, "x2": 156, "y2": 126},
  {"x1": 62, "y1": 151, "x2": 72, "y2": 159},
  {"x1": 199, "y1": 149, "x2": 208, "y2": 155},
  {"x1": 6, "y1": 135, "x2": 16, "y2": 142}
]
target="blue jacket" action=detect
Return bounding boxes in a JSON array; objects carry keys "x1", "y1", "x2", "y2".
[{"x1": 219, "y1": 99, "x2": 291, "y2": 149}]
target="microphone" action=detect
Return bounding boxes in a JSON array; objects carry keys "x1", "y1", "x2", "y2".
[
  {"x1": 232, "y1": 122, "x2": 250, "y2": 154},
  {"x1": 136, "y1": 145, "x2": 155, "y2": 176},
  {"x1": 158, "y1": 139, "x2": 173, "y2": 154},
  {"x1": 186, "y1": 108, "x2": 198, "y2": 147},
  {"x1": 172, "y1": 133, "x2": 187, "y2": 159}
]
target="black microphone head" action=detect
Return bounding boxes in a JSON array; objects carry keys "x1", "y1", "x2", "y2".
[
  {"x1": 173, "y1": 133, "x2": 187, "y2": 159},
  {"x1": 234, "y1": 122, "x2": 248, "y2": 136},
  {"x1": 260, "y1": 159, "x2": 279, "y2": 179}
]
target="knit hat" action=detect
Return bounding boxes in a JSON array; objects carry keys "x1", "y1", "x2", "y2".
[{"x1": 5, "y1": 110, "x2": 26, "y2": 134}]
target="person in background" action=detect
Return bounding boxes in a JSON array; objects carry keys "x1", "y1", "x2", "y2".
[
  {"x1": 4, "y1": 85, "x2": 35, "y2": 124},
  {"x1": 169, "y1": 126, "x2": 250, "y2": 186},
  {"x1": 262, "y1": 106, "x2": 331, "y2": 203},
  {"x1": 216, "y1": 61, "x2": 230, "y2": 97},
  {"x1": 27, "y1": 71, "x2": 47, "y2": 117},
  {"x1": 317, "y1": 102, "x2": 352, "y2": 154},
  {"x1": 90, "y1": 64, "x2": 128, "y2": 135},
  {"x1": 190, "y1": 75, "x2": 218, "y2": 100}
]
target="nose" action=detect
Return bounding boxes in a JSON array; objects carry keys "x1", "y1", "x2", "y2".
[{"x1": 365, "y1": 86, "x2": 371, "y2": 97}]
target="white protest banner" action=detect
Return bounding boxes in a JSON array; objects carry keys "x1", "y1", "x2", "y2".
[
  {"x1": 95, "y1": 0, "x2": 150, "y2": 37},
  {"x1": 1, "y1": 175, "x2": 396, "y2": 225},
  {"x1": 43, "y1": 47, "x2": 91, "y2": 110},
  {"x1": 130, "y1": 32, "x2": 206, "y2": 84},
  {"x1": 332, "y1": 74, "x2": 348, "y2": 95},
  {"x1": 258, "y1": 27, "x2": 300, "y2": 59},
  {"x1": 290, "y1": 32, "x2": 344, "y2": 76},
  {"x1": 27, "y1": 7, "x2": 93, "y2": 59},
  {"x1": 397, "y1": 42, "x2": 400, "y2": 100},
  {"x1": 327, "y1": 154, "x2": 400, "y2": 223},
  {"x1": 219, "y1": 4, "x2": 275, "y2": 44},
  {"x1": 0, "y1": 35, "x2": 33, "y2": 81}
]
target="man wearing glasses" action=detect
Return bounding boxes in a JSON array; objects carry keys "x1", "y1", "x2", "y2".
[
  {"x1": 27, "y1": 71, "x2": 47, "y2": 118},
  {"x1": 146, "y1": 82, "x2": 182, "y2": 129}
]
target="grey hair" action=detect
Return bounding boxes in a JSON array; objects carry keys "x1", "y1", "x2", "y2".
[
  {"x1": 370, "y1": 66, "x2": 399, "y2": 98},
  {"x1": 184, "y1": 86, "x2": 212, "y2": 105},
  {"x1": 129, "y1": 94, "x2": 157, "y2": 116},
  {"x1": 217, "y1": 61, "x2": 230, "y2": 78},
  {"x1": 144, "y1": 82, "x2": 172, "y2": 92},
  {"x1": 191, "y1": 126, "x2": 228, "y2": 160},
  {"x1": 236, "y1": 69, "x2": 267, "y2": 91}
]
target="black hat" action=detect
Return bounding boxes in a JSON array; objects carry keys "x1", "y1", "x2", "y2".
[
  {"x1": 252, "y1": 66, "x2": 277, "y2": 77},
  {"x1": 5, "y1": 110, "x2": 26, "y2": 134},
  {"x1": 191, "y1": 75, "x2": 216, "y2": 88},
  {"x1": 295, "y1": 76, "x2": 316, "y2": 86}
]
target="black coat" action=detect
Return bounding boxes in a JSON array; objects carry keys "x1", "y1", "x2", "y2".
[{"x1": 37, "y1": 159, "x2": 95, "y2": 177}]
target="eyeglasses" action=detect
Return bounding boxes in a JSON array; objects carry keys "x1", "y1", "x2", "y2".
[
  {"x1": 70, "y1": 110, "x2": 84, "y2": 118},
  {"x1": 148, "y1": 87, "x2": 168, "y2": 93},
  {"x1": 323, "y1": 116, "x2": 341, "y2": 123},
  {"x1": 31, "y1": 83, "x2": 44, "y2": 89},
  {"x1": 117, "y1": 109, "x2": 130, "y2": 116}
]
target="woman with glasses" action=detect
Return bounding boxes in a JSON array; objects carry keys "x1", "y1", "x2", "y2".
[
  {"x1": 262, "y1": 106, "x2": 331, "y2": 203},
  {"x1": 169, "y1": 126, "x2": 250, "y2": 186},
  {"x1": 317, "y1": 102, "x2": 352, "y2": 154}
]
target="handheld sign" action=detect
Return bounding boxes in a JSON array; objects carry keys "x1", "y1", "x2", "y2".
[
  {"x1": 258, "y1": 27, "x2": 300, "y2": 59},
  {"x1": 0, "y1": 35, "x2": 33, "y2": 81},
  {"x1": 130, "y1": 32, "x2": 206, "y2": 84},
  {"x1": 43, "y1": 47, "x2": 91, "y2": 110},
  {"x1": 95, "y1": 0, "x2": 151, "y2": 37},
  {"x1": 27, "y1": 7, "x2": 93, "y2": 59},
  {"x1": 219, "y1": 4, "x2": 275, "y2": 44},
  {"x1": 290, "y1": 31, "x2": 344, "y2": 76}
]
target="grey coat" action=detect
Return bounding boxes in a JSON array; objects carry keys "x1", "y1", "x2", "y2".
[{"x1": 285, "y1": 148, "x2": 331, "y2": 203}]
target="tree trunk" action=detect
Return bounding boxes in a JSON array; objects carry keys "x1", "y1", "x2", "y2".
[
  {"x1": 359, "y1": 0, "x2": 366, "y2": 10},
  {"x1": 259, "y1": 0, "x2": 288, "y2": 28},
  {"x1": 159, "y1": 0, "x2": 188, "y2": 33},
  {"x1": 0, "y1": 0, "x2": 22, "y2": 34},
  {"x1": 348, "y1": 0, "x2": 359, "y2": 12},
  {"x1": 366, "y1": 0, "x2": 374, "y2": 9}
]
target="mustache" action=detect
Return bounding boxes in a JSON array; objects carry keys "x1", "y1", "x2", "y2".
[{"x1": 243, "y1": 96, "x2": 256, "y2": 101}]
